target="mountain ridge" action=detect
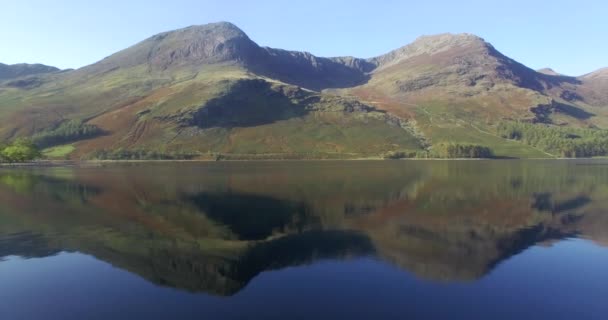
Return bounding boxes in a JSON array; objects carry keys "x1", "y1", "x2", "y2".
[
  {"x1": 0, "y1": 21, "x2": 606, "y2": 159},
  {"x1": 581, "y1": 67, "x2": 608, "y2": 79},
  {"x1": 0, "y1": 62, "x2": 60, "y2": 80},
  {"x1": 38, "y1": 22, "x2": 606, "y2": 94}
]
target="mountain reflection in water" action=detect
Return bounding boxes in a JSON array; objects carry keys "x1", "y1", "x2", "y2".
[{"x1": 0, "y1": 160, "x2": 607, "y2": 296}]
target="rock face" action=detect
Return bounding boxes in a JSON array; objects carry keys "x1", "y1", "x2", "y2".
[
  {"x1": 146, "y1": 23, "x2": 260, "y2": 68},
  {"x1": 0, "y1": 63, "x2": 60, "y2": 80},
  {"x1": 84, "y1": 22, "x2": 262, "y2": 72}
]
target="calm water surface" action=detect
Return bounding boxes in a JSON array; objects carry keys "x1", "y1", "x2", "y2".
[{"x1": 1, "y1": 160, "x2": 608, "y2": 319}]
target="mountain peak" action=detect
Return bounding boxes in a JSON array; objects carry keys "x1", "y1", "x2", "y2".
[
  {"x1": 408, "y1": 32, "x2": 489, "y2": 55},
  {"x1": 195, "y1": 21, "x2": 243, "y2": 30},
  {"x1": 140, "y1": 21, "x2": 258, "y2": 67},
  {"x1": 90, "y1": 21, "x2": 258, "y2": 71},
  {"x1": 413, "y1": 32, "x2": 486, "y2": 45},
  {"x1": 370, "y1": 32, "x2": 489, "y2": 68},
  {"x1": 158, "y1": 21, "x2": 249, "y2": 41},
  {"x1": 537, "y1": 68, "x2": 562, "y2": 76}
]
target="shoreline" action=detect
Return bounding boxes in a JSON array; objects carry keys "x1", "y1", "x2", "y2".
[{"x1": 1, "y1": 157, "x2": 607, "y2": 167}]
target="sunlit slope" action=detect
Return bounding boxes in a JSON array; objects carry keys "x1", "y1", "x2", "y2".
[
  {"x1": 337, "y1": 34, "x2": 607, "y2": 157},
  {"x1": 0, "y1": 23, "x2": 422, "y2": 158},
  {"x1": 1, "y1": 23, "x2": 607, "y2": 158}
]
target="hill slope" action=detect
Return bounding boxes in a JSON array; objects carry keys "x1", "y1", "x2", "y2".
[
  {"x1": 0, "y1": 63, "x2": 60, "y2": 80},
  {"x1": 340, "y1": 33, "x2": 607, "y2": 157},
  {"x1": 0, "y1": 23, "x2": 420, "y2": 159},
  {"x1": 0, "y1": 22, "x2": 606, "y2": 159}
]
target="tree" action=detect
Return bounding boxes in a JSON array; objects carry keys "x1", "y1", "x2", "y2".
[{"x1": 0, "y1": 139, "x2": 42, "y2": 163}]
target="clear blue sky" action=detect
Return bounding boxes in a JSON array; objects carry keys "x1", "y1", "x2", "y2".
[{"x1": 1, "y1": 0, "x2": 605, "y2": 76}]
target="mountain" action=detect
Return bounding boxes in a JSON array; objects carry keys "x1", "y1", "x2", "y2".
[
  {"x1": 0, "y1": 63, "x2": 60, "y2": 80},
  {"x1": 358, "y1": 33, "x2": 595, "y2": 107},
  {"x1": 582, "y1": 67, "x2": 608, "y2": 79},
  {"x1": 84, "y1": 22, "x2": 370, "y2": 90},
  {"x1": 0, "y1": 22, "x2": 606, "y2": 159},
  {"x1": 575, "y1": 68, "x2": 608, "y2": 108},
  {"x1": 336, "y1": 33, "x2": 608, "y2": 157},
  {"x1": 537, "y1": 68, "x2": 562, "y2": 76}
]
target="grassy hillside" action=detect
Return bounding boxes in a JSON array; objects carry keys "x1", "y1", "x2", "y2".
[
  {"x1": 0, "y1": 23, "x2": 606, "y2": 159},
  {"x1": 337, "y1": 34, "x2": 608, "y2": 158}
]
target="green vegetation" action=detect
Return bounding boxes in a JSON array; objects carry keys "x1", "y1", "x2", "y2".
[
  {"x1": 430, "y1": 143, "x2": 494, "y2": 158},
  {"x1": 33, "y1": 120, "x2": 103, "y2": 148},
  {"x1": 0, "y1": 139, "x2": 41, "y2": 163},
  {"x1": 382, "y1": 143, "x2": 493, "y2": 159},
  {"x1": 91, "y1": 149, "x2": 196, "y2": 160},
  {"x1": 382, "y1": 151, "x2": 412, "y2": 159},
  {"x1": 410, "y1": 103, "x2": 551, "y2": 159},
  {"x1": 497, "y1": 122, "x2": 608, "y2": 157},
  {"x1": 380, "y1": 142, "x2": 499, "y2": 159},
  {"x1": 214, "y1": 152, "x2": 373, "y2": 160},
  {"x1": 381, "y1": 150, "x2": 433, "y2": 159},
  {"x1": 42, "y1": 144, "x2": 75, "y2": 159}
]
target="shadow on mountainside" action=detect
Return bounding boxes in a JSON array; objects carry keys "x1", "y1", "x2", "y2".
[{"x1": 188, "y1": 79, "x2": 311, "y2": 129}]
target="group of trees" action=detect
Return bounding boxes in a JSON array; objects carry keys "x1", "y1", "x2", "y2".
[
  {"x1": 33, "y1": 120, "x2": 103, "y2": 148},
  {"x1": 497, "y1": 122, "x2": 608, "y2": 157},
  {"x1": 0, "y1": 139, "x2": 41, "y2": 163},
  {"x1": 382, "y1": 143, "x2": 494, "y2": 159},
  {"x1": 92, "y1": 149, "x2": 196, "y2": 160},
  {"x1": 431, "y1": 143, "x2": 494, "y2": 158},
  {"x1": 382, "y1": 151, "x2": 416, "y2": 159}
]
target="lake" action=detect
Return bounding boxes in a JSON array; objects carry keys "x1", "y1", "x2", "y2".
[{"x1": 1, "y1": 160, "x2": 607, "y2": 319}]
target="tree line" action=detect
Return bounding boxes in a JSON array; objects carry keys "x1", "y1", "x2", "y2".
[
  {"x1": 497, "y1": 122, "x2": 608, "y2": 157},
  {"x1": 91, "y1": 149, "x2": 196, "y2": 160},
  {"x1": 431, "y1": 143, "x2": 494, "y2": 158},
  {"x1": 33, "y1": 120, "x2": 103, "y2": 148},
  {"x1": 383, "y1": 143, "x2": 494, "y2": 159}
]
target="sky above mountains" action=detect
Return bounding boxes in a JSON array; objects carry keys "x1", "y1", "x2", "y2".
[{"x1": 2, "y1": 0, "x2": 605, "y2": 76}]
